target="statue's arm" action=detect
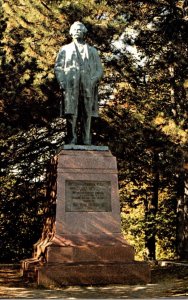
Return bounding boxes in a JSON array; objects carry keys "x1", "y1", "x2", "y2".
[
  {"x1": 92, "y1": 48, "x2": 103, "y2": 84},
  {"x1": 54, "y1": 48, "x2": 66, "y2": 90}
]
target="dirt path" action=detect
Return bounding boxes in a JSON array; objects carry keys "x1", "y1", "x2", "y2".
[{"x1": 0, "y1": 264, "x2": 188, "y2": 298}]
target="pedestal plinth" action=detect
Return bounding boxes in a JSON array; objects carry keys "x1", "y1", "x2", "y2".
[{"x1": 22, "y1": 147, "x2": 150, "y2": 286}]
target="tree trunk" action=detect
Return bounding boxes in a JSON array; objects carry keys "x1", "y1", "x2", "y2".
[
  {"x1": 145, "y1": 151, "x2": 159, "y2": 260},
  {"x1": 176, "y1": 168, "x2": 188, "y2": 259},
  {"x1": 33, "y1": 155, "x2": 57, "y2": 259}
]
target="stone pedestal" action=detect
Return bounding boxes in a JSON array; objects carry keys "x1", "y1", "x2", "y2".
[{"x1": 22, "y1": 148, "x2": 150, "y2": 286}]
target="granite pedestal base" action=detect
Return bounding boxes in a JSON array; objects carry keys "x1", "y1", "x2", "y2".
[
  {"x1": 22, "y1": 148, "x2": 150, "y2": 286},
  {"x1": 38, "y1": 262, "x2": 150, "y2": 287}
]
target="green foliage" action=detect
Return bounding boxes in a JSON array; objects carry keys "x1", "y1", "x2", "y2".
[
  {"x1": 95, "y1": 0, "x2": 188, "y2": 260},
  {"x1": 0, "y1": 121, "x2": 64, "y2": 261}
]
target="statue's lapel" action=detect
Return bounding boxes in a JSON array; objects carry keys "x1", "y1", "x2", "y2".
[
  {"x1": 65, "y1": 42, "x2": 78, "y2": 61},
  {"x1": 84, "y1": 44, "x2": 89, "y2": 60}
]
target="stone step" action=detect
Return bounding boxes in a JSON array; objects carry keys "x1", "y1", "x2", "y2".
[{"x1": 37, "y1": 261, "x2": 151, "y2": 287}]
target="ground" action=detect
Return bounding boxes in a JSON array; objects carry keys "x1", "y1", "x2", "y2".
[{"x1": 0, "y1": 263, "x2": 188, "y2": 298}]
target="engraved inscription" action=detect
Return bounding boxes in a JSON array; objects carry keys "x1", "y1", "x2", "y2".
[{"x1": 65, "y1": 180, "x2": 111, "y2": 212}]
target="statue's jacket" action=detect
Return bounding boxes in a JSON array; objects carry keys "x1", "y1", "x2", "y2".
[{"x1": 54, "y1": 42, "x2": 103, "y2": 117}]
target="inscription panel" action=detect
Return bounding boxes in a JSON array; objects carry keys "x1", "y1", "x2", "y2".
[{"x1": 65, "y1": 180, "x2": 111, "y2": 212}]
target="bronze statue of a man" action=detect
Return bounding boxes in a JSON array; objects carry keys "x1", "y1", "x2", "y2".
[{"x1": 54, "y1": 21, "x2": 103, "y2": 145}]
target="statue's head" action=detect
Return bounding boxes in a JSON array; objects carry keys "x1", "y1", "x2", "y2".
[{"x1": 69, "y1": 21, "x2": 88, "y2": 39}]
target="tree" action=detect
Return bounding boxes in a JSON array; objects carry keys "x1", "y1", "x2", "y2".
[{"x1": 97, "y1": 0, "x2": 188, "y2": 260}]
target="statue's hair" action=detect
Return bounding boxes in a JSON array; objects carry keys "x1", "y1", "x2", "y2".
[{"x1": 69, "y1": 21, "x2": 88, "y2": 35}]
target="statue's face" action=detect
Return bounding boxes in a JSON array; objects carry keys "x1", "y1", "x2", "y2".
[{"x1": 71, "y1": 24, "x2": 85, "y2": 39}]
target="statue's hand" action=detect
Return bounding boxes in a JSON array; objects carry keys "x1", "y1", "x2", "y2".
[{"x1": 91, "y1": 76, "x2": 98, "y2": 87}]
